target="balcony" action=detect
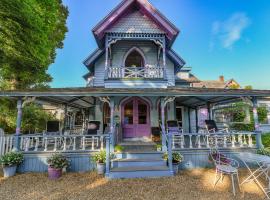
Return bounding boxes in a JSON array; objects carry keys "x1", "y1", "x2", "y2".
[{"x1": 107, "y1": 66, "x2": 164, "y2": 79}]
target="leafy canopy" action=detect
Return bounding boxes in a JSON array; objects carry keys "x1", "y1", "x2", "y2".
[{"x1": 0, "y1": 0, "x2": 68, "y2": 89}]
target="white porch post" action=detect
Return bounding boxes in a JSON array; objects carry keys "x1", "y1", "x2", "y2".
[
  {"x1": 161, "y1": 97, "x2": 175, "y2": 152},
  {"x1": 109, "y1": 98, "x2": 115, "y2": 147},
  {"x1": 14, "y1": 97, "x2": 23, "y2": 151},
  {"x1": 161, "y1": 98, "x2": 167, "y2": 151},
  {"x1": 252, "y1": 97, "x2": 263, "y2": 149},
  {"x1": 207, "y1": 102, "x2": 212, "y2": 120}
]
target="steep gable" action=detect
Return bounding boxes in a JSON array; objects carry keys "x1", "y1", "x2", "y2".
[{"x1": 106, "y1": 10, "x2": 165, "y2": 34}]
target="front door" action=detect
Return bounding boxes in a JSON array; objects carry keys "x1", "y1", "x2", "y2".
[{"x1": 122, "y1": 97, "x2": 150, "y2": 138}]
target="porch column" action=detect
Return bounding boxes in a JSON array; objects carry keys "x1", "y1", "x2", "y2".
[
  {"x1": 188, "y1": 108, "x2": 191, "y2": 133},
  {"x1": 14, "y1": 97, "x2": 23, "y2": 151},
  {"x1": 252, "y1": 97, "x2": 263, "y2": 148},
  {"x1": 207, "y1": 102, "x2": 212, "y2": 120},
  {"x1": 195, "y1": 107, "x2": 199, "y2": 133},
  {"x1": 161, "y1": 98, "x2": 167, "y2": 151},
  {"x1": 63, "y1": 104, "x2": 68, "y2": 133}
]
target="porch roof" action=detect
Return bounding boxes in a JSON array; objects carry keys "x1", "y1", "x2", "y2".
[{"x1": 1, "y1": 87, "x2": 270, "y2": 109}]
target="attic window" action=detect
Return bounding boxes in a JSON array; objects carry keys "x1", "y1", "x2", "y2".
[{"x1": 124, "y1": 48, "x2": 145, "y2": 67}]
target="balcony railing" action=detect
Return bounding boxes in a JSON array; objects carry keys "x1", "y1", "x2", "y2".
[{"x1": 107, "y1": 66, "x2": 164, "y2": 79}]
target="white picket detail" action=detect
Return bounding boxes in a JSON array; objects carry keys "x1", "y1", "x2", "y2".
[{"x1": 0, "y1": 135, "x2": 14, "y2": 156}]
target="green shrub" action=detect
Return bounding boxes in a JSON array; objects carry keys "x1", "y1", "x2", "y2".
[
  {"x1": 92, "y1": 150, "x2": 115, "y2": 164},
  {"x1": 114, "y1": 145, "x2": 124, "y2": 153},
  {"x1": 0, "y1": 152, "x2": 24, "y2": 167},
  {"x1": 47, "y1": 154, "x2": 70, "y2": 169},
  {"x1": 163, "y1": 152, "x2": 183, "y2": 163},
  {"x1": 257, "y1": 148, "x2": 270, "y2": 156}
]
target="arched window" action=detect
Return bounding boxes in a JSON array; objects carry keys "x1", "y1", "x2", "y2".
[{"x1": 124, "y1": 48, "x2": 145, "y2": 67}]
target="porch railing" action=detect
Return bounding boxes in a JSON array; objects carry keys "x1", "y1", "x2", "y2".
[
  {"x1": 0, "y1": 135, "x2": 14, "y2": 156},
  {"x1": 171, "y1": 132, "x2": 259, "y2": 150},
  {"x1": 107, "y1": 66, "x2": 164, "y2": 79}
]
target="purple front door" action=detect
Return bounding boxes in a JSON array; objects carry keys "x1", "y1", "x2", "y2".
[{"x1": 122, "y1": 97, "x2": 150, "y2": 138}]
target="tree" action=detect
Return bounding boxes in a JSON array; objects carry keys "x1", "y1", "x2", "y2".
[
  {"x1": 244, "y1": 85, "x2": 253, "y2": 90},
  {"x1": 0, "y1": 0, "x2": 68, "y2": 89}
]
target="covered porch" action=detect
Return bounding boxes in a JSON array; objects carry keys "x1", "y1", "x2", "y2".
[{"x1": 1, "y1": 87, "x2": 269, "y2": 153}]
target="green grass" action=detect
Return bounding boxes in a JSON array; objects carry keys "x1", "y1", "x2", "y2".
[{"x1": 262, "y1": 133, "x2": 270, "y2": 148}]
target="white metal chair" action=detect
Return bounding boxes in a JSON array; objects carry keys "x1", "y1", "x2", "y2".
[{"x1": 210, "y1": 149, "x2": 240, "y2": 196}]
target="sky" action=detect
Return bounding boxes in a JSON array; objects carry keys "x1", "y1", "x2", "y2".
[{"x1": 48, "y1": 0, "x2": 270, "y2": 89}]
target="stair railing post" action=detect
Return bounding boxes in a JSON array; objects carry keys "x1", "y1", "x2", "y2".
[
  {"x1": 168, "y1": 133, "x2": 173, "y2": 175},
  {"x1": 105, "y1": 135, "x2": 110, "y2": 177}
]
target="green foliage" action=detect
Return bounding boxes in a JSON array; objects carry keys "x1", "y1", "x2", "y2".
[
  {"x1": 47, "y1": 153, "x2": 70, "y2": 169},
  {"x1": 0, "y1": 0, "x2": 68, "y2": 89},
  {"x1": 256, "y1": 148, "x2": 270, "y2": 156},
  {"x1": 0, "y1": 152, "x2": 24, "y2": 167},
  {"x1": 261, "y1": 133, "x2": 270, "y2": 148},
  {"x1": 22, "y1": 103, "x2": 55, "y2": 134},
  {"x1": 163, "y1": 152, "x2": 183, "y2": 163},
  {"x1": 91, "y1": 151, "x2": 115, "y2": 164},
  {"x1": 245, "y1": 85, "x2": 253, "y2": 90},
  {"x1": 228, "y1": 84, "x2": 240, "y2": 89},
  {"x1": 0, "y1": 98, "x2": 56, "y2": 134},
  {"x1": 114, "y1": 145, "x2": 124, "y2": 153},
  {"x1": 258, "y1": 106, "x2": 268, "y2": 124}
]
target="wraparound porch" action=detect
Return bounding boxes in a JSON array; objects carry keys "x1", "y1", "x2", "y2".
[{"x1": 1, "y1": 87, "x2": 269, "y2": 177}]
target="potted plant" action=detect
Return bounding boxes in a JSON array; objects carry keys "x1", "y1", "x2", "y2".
[
  {"x1": 114, "y1": 145, "x2": 124, "y2": 153},
  {"x1": 0, "y1": 151, "x2": 24, "y2": 178},
  {"x1": 47, "y1": 153, "x2": 70, "y2": 180},
  {"x1": 92, "y1": 150, "x2": 115, "y2": 175},
  {"x1": 163, "y1": 152, "x2": 183, "y2": 174},
  {"x1": 156, "y1": 144, "x2": 162, "y2": 152}
]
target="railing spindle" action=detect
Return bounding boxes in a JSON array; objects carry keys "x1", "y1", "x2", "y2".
[
  {"x1": 189, "y1": 135, "x2": 193, "y2": 148},
  {"x1": 34, "y1": 137, "x2": 39, "y2": 151}
]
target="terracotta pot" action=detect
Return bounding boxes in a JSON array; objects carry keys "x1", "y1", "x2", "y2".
[
  {"x1": 3, "y1": 165, "x2": 17, "y2": 178},
  {"x1": 48, "y1": 166, "x2": 62, "y2": 180},
  {"x1": 97, "y1": 163, "x2": 105, "y2": 175}
]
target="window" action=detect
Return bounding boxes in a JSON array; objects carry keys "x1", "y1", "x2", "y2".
[{"x1": 124, "y1": 49, "x2": 145, "y2": 67}]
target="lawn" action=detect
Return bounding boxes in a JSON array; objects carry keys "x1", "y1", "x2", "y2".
[
  {"x1": 0, "y1": 169, "x2": 264, "y2": 200},
  {"x1": 262, "y1": 132, "x2": 270, "y2": 148}
]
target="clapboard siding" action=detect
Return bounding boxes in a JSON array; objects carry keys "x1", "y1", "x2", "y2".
[
  {"x1": 93, "y1": 54, "x2": 105, "y2": 87},
  {"x1": 18, "y1": 153, "x2": 97, "y2": 173},
  {"x1": 178, "y1": 148, "x2": 256, "y2": 170},
  {"x1": 17, "y1": 149, "x2": 256, "y2": 173},
  {"x1": 93, "y1": 40, "x2": 176, "y2": 88},
  {"x1": 111, "y1": 41, "x2": 158, "y2": 67}
]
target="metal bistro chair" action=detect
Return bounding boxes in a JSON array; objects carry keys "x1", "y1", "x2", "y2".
[
  {"x1": 166, "y1": 120, "x2": 184, "y2": 149},
  {"x1": 82, "y1": 121, "x2": 101, "y2": 149},
  {"x1": 210, "y1": 148, "x2": 240, "y2": 196},
  {"x1": 205, "y1": 120, "x2": 230, "y2": 147}
]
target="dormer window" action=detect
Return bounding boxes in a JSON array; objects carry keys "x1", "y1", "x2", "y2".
[{"x1": 124, "y1": 48, "x2": 145, "y2": 67}]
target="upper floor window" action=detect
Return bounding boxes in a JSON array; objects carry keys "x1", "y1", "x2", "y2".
[{"x1": 124, "y1": 48, "x2": 145, "y2": 67}]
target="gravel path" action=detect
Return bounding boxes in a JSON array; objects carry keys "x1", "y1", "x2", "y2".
[{"x1": 0, "y1": 169, "x2": 264, "y2": 200}]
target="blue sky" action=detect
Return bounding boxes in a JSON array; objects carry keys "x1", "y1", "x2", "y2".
[{"x1": 49, "y1": 0, "x2": 270, "y2": 89}]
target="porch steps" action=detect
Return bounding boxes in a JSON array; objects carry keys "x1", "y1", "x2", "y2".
[{"x1": 108, "y1": 153, "x2": 173, "y2": 179}]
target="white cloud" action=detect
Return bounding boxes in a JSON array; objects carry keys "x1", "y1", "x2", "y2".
[{"x1": 211, "y1": 13, "x2": 251, "y2": 49}]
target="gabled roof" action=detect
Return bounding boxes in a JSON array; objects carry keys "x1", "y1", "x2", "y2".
[{"x1": 92, "y1": 0, "x2": 179, "y2": 47}]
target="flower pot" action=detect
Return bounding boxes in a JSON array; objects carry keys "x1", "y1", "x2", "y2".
[
  {"x1": 173, "y1": 163, "x2": 179, "y2": 175},
  {"x1": 3, "y1": 165, "x2": 17, "y2": 178},
  {"x1": 157, "y1": 147, "x2": 162, "y2": 152},
  {"x1": 48, "y1": 166, "x2": 62, "y2": 180},
  {"x1": 97, "y1": 163, "x2": 105, "y2": 175}
]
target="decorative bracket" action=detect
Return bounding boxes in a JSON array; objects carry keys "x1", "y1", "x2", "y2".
[
  {"x1": 99, "y1": 96, "x2": 111, "y2": 105},
  {"x1": 164, "y1": 96, "x2": 176, "y2": 107}
]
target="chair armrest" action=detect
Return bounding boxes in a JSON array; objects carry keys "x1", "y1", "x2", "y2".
[{"x1": 220, "y1": 157, "x2": 239, "y2": 168}]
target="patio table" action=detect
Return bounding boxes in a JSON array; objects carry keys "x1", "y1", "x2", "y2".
[{"x1": 235, "y1": 152, "x2": 270, "y2": 199}]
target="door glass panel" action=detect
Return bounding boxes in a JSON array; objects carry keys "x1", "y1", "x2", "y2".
[
  {"x1": 124, "y1": 101, "x2": 133, "y2": 125},
  {"x1": 138, "y1": 102, "x2": 147, "y2": 124}
]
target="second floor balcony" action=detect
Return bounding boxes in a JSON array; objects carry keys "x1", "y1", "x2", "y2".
[{"x1": 107, "y1": 66, "x2": 165, "y2": 79}]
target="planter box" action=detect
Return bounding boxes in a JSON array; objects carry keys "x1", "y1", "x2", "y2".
[
  {"x1": 3, "y1": 166, "x2": 17, "y2": 178},
  {"x1": 97, "y1": 163, "x2": 105, "y2": 175},
  {"x1": 48, "y1": 167, "x2": 62, "y2": 180}
]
